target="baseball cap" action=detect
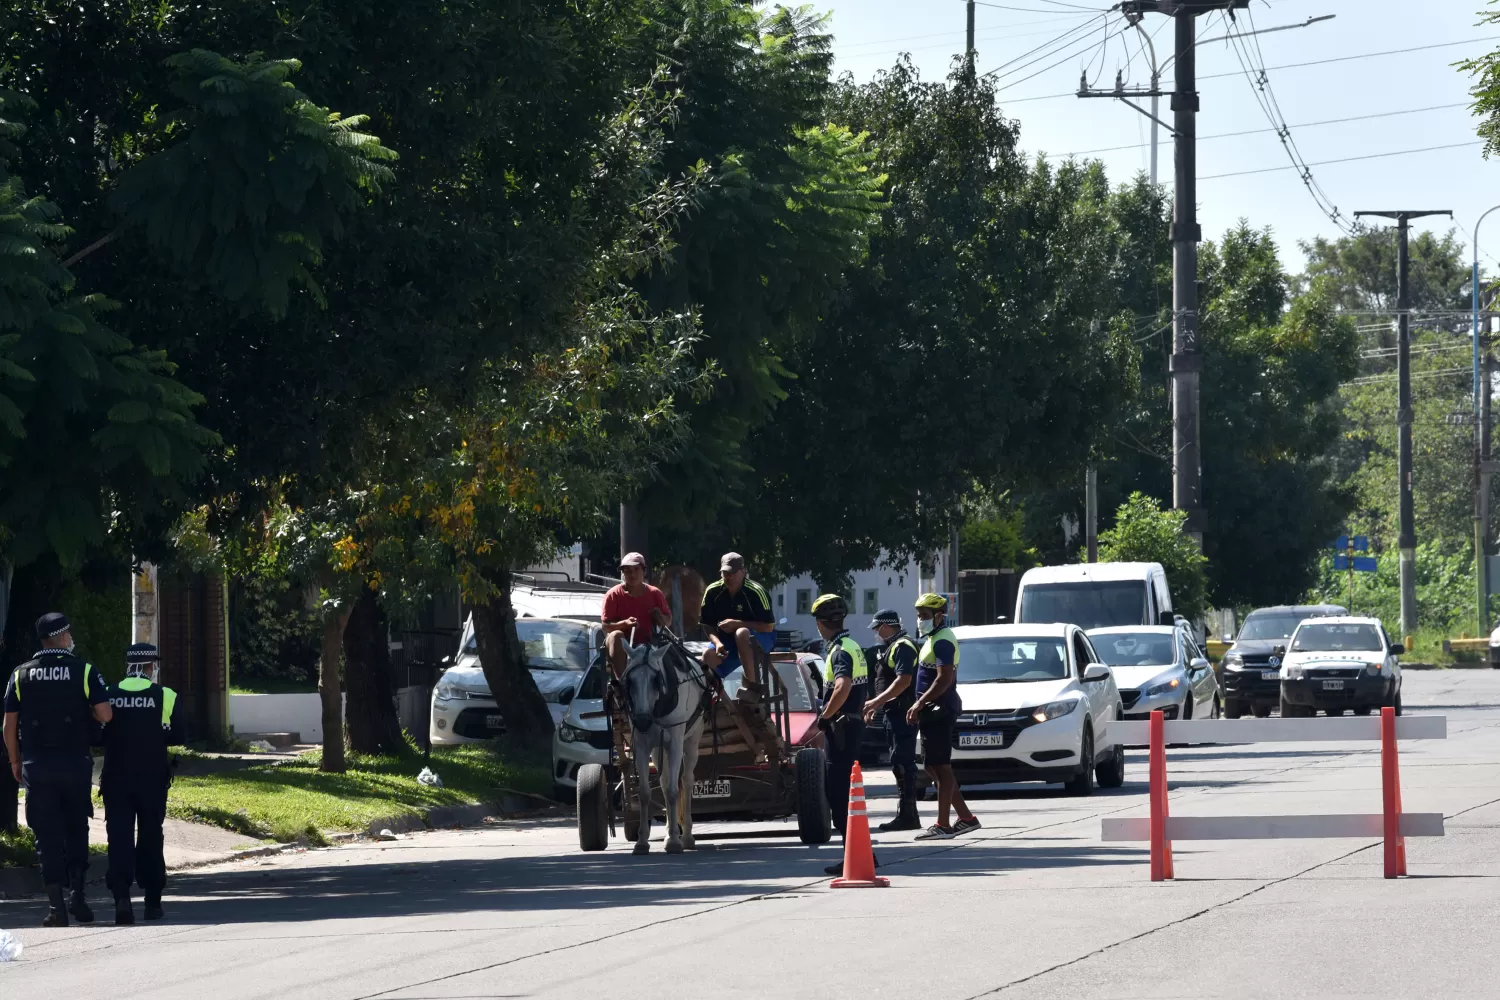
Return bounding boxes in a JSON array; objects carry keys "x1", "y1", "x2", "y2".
[
  {"x1": 619, "y1": 552, "x2": 646, "y2": 569},
  {"x1": 719, "y1": 552, "x2": 746, "y2": 573}
]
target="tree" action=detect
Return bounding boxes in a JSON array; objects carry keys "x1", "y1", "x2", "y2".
[
  {"x1": 1099, "y1": 493, "x2": 1208, "y2": 623},
  {"x1": 1460, "y1": 11, "x2": 1500, "y2": 160}
]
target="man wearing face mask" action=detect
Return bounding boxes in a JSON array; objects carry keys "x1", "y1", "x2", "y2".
[
  {"x1": 2, "y1": 613, "x2": 113, "y2": 926},
  {"x1": 102, "y1": 643, "x2": 181, "y2": 924},
  {"x1": 809, "y1": 594, "x2": 875, "y2": 876},
  {"x1": 862, "y1": 609, "x2": 922, "y2": 832},
  {"x1": 907, "y1": 593, "x2": 979, "y2": 840}
]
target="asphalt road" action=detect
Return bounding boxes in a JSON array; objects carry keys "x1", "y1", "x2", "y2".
[{"x1": 6, "y1": 669, "x2": 1500, "y2": 999}]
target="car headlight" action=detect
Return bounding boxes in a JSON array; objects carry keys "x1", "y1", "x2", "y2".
[
  {"x1": 1031, "y1": 699, "x2": 1079, "y2": 724},
  {"x1": 1366, "y1": 661, "x2": 1383, "y2": 675},
  {"x1": 1146, "y1": 676, "x2": 1182, "y2": 698},
  {"x1": 558, "y1": 723, "x2": 591, "y2": 744},
  {"x1": 1222, "y1": 652, "x2": 1244, "y2": 669},
  {"x1": 434, "y1": 681, "x2": 464, "y2": 701},
  {"x1": 1284, "y1": 665, "x2": 1304, "y2": 680}
]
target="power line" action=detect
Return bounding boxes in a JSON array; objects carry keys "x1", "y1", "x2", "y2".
[
  {"x1": 982, "y1": 11, "x2": 1115, "y2": 81},
  {"x1": 991, "y1": 17, "x2": 1133, "y2": 92},
  {"x1": 1002, "y1": 35, "x2": 1500, "y2": 103},
  {"x1": 1345, "y1": 366, "x2": 1471, "y2": 387},
  {"x1": 1061, "y1": 103, "x2": 1468, "y2": 155},
  {"x1": 1199, "y1": 141, "x2": 1482, "y2": 180},
  {"x1": 972, "y1": 0, "x2": 1116, "y2": 12}
]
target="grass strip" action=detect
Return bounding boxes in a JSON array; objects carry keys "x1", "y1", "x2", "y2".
[{"x1": 166, "y1": 743, "x2": 550, "y2": 844}]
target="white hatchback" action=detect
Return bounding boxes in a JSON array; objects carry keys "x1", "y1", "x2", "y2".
[{"x1": 945, "y1": 623, "x2": 1126, "y2": 795}]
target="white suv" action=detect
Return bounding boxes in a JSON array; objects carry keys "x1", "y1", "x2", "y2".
[{"x1": 946, "y1": 623, "x2": 1125, "y2": 795}]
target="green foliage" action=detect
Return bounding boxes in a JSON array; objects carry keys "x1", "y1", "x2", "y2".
[
  {"x1": 110, "y1": 50, "x2": 397, "y2": 318},
  {"x1": 1305, "y1": 543, "x2": 1474, "y2": 639},
  {"x1": 1294, "y1": 224, "x2": 1471, "y2": 322},
  {"x1": 1460, "y1": 10, "x2": 1500, "y2": 161},
  {"x1": 60, "y1": 577, "x2": 130, "y2": 683},
  {"x1": 1099, "y1": 492, "x2": 1208, "y2": 623},
  {"x1": 222, "y1": 513, "x2": 321, "y2": 687},
  {"x1": 960, "y1": 497, "x2": 1039, "y2": 572},
  {"x1": 0, "y1": 825, "x2": 36, "y2": 867}
]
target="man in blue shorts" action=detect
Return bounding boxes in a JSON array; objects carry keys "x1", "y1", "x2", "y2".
[{"x1": 698, "y1": 552, "x2": 776, "y2": 695}]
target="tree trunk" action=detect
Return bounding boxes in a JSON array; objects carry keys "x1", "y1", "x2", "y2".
[
  {"x1": 318, "y1": 603, "x2": 351, "y2": 773},
  {"x1": 343, "y1": 587, "x2": 406, "y2": 756},
  {"x1": 471, "y1": 569, "x2": 554, "y2": 750}
]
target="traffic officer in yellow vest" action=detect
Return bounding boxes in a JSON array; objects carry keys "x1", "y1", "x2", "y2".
[
  {"x1": 2, "y1": 613, "x2": 113, "y2": 926},
  {"x1": 102, "y1": 643, "x2": 181, "y2": 924},
  {"x1": 809, "y1": 595, "x2": 875, "y2": 876},
  {"x1": 862, "y1": 608, "x2": 922, "y2": 831},
  {"x1": 908, "y1": 593, "x2": 980, "y2": 840}
]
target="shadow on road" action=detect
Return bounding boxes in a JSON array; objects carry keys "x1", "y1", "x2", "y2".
[{"x1": 0, "y1": 836, "x2": 1147, "y2": 927}]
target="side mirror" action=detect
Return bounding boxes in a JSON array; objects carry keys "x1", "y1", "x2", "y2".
[
  {"x1": 1272, "y1": 644, "x2": 1287, "y2": 657},
  {"x1": 440, "y1": 655, "x2": 454, "y2": 667},
  {"x1": 1082, "y1": 663, "x2": 1111, "y2": 683},
  {"x1": 558, "y1": 687, "x2": 575, "y2": 706},
  {"x1": 1390, "y1": 643, "x2": 1405, "y2": 656},
  {"x1": 1158, "y1": 611, "x2": 1175, "y2": 627},
  {"x1": 1222, "y1": 634, "x2": 1233, "y2": 642},
  {"x1": 995, "y1": 614, "x2": 1009, "y2": 623},
  {"x1": 1189, "y1": 656, "x2": 1210, "y2": 672}
]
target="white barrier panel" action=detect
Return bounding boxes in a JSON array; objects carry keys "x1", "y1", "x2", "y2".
[
  {"x1": 1112, "y1": 715, "x2": 1447, "y2": 746},
  {"x1": 1103, "y1": 812, "x2": 1446, "y2": 841}
]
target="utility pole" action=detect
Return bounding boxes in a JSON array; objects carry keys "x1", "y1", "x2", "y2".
[
  {"x1": 619, "y1": 502, "x2": 647, "y2": 570},
  {"x1": 1085, "y1": 467, "x2": 1099, "y2": 562},
  {"x1": 1473, "y1": 206, "x2": 1500, "y2": 632},
  {"x1": 1354, "y1": 209, "x2": 1452, "y2": 638},
  {"x1": 965, "y1": 0, "x2": 977, "y2": 78}
]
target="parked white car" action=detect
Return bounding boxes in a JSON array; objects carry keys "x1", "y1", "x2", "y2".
[
  {"x1": 1087, "y1": 624, "x2": 1219, "y2": 722},
  {"x1": 1013, "y1": 562, "x2": 1174, "y2": 629},
  {"x1": 1278, "y1": 616, "x2": 1403, "y2": 718},
  {"x1": 945, "y1": 623, "x2": 1125, "y2": 795},
  {"x1": 430, "y1": 616, "x2": 602, "y2": 746}
]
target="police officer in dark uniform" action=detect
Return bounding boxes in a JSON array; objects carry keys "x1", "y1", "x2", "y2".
[
  {"x1": 809, "y1": 594, "x2": 874, "y2": 876},
  {"x1": 1, "y1": 613, "x2": 112, "y2": 926},
  {"x1": 862, "y1": 608, "x2": 922, "y2": 832},
  {"x1": 102, "y1": 643, "x2": 180, "y2": 924}
]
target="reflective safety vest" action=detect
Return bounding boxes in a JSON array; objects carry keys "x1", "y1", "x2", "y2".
[
  {"x1": 828, "y1": 635, "x2": 870, "y2": 683},
  {"x1": 9, "y1": 651, "x2": 95, "y2": 754},
  {"x1": 919, "y1": 626, "x2": 961, "y2": 668},
  {"x1": 102, "y1": 675, "x2": 178, "y2": 776}
]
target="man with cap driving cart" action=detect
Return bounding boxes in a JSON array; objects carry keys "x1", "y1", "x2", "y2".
[
  {"x1": 102, "y1": 642, "x2": 181, "y2": 924},
  {"x1": 2, "y1": 613, "x2": 113, "y2": 926}
]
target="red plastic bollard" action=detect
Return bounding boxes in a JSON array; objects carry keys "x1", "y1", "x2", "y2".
[
  {"x1": 1381, "y1": 706, "x2": 1407, "y2": 878},
  {"x1": 1149, "y1": 709, "x2": 1174, "y2": 881}
]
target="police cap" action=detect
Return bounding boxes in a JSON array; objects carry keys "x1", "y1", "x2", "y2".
[
  {"x1": 868, "y1": 608, "x2": 902, "y2": 629},
  {"x1": 35, "y1": 612, "x2": 71, "y2": 641},
  {"x1": 126, "y1": 642, "x2": 160, "y2": 666}
]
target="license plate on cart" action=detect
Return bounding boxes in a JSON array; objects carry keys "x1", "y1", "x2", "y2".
[
  {"x1": 1321, "y1": 679, "x2": 1345, "y2": 691},
  {"x1": 694, "y1": 780, "x2": 732, "y2": 798},
  {"x1": 959, "y1": 733, "x2": 1007, "y2": 748},
  {"x1": 485, "y1": 714, "x2": 505, "y2": 729}
]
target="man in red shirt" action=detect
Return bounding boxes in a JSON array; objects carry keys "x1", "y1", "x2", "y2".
[{"x1": 603, "y1": 552, "x2": 672, "y2": 677}]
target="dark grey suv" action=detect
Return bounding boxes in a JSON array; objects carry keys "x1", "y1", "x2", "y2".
[{"x1": 1219, "y1": 604, "x2": 1347, "y2": 718}]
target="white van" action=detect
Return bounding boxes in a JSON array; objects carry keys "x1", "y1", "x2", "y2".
[{"x1": 1013, "y1": 562, "x2": 1174, "y2": 630}]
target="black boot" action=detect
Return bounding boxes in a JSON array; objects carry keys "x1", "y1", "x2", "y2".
[
  {"x1": 114, "y1": 893, "x2": 135, "y2": 926},
  {"x1": 143, "y1": 893, "x2": 163, "y2": 921},
  {"x1": 67, "y1": 869, "x2": 93, "y2": 924},
  {"x1": 41, "y1": 884, "x2": 68, "y2": 928},
  {"x1": 878, "y1": 801, "x2": 923, "y2": 832}
]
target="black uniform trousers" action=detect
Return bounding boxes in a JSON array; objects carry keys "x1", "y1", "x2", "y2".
[
  {"x1": 885, "y1": 711, "x2": 918, "y2": 801},
  {"x1": 102, "y1": 770, "x2": 169, "y2": 896},
  {"x1": 824, "y1": 716, "x2": 865, "y2": 836},
  {"x1": 22, "y1": 754, "x2": 93, "y2": 886}
]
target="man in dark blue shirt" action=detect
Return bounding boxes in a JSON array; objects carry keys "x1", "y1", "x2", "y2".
[
  {"x1": 907, "y1": 594, "x2": 978, "y2": 840},
  {"x1": 862, "y1": 609, "x2": 922, "y2": 831},
  {"x1": 3, "y1": 613, "x2": 113, "y2": 926},
  {"x1": 810, "y1": 594, "x2": 873, "y2": 876}
]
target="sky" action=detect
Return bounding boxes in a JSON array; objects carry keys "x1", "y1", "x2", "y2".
[{"x1": 823, "y1": 0, "x2": 1495, "y2": 273}]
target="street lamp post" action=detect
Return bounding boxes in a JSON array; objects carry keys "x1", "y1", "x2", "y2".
[{"x1": 1474, "y1": 206, "x2": 1500, "y2": 633}]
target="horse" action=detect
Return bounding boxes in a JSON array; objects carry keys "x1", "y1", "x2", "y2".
[{"x1": 619, "y1": 638, "x2": 709, "y2": 855}]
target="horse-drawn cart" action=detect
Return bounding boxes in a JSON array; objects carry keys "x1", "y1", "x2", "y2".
[{"x1": 576, "y1": 643, "x2": 832, "y2": 850}]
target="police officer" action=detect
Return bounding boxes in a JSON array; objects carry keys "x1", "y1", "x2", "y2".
[
  {"x1": 102, "y1": 643, "x2": 180, "y2": 924},
  {"x1": 861, "y1": 609, "x2": 922, "y2": 832},
  {"x1": 1, "y1": 613, "x2": 112, "y2": 926},
  {"x1": 809, "y1": 595, "x2": 874, "y2": 876},
  {"x1": 908, "y1": 593, "x2": 979, "y2": 840}
]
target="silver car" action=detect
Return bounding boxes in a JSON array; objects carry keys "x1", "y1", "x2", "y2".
[{"x1": 1087, "y1": 624, "x2": 1219, "y2": 722}]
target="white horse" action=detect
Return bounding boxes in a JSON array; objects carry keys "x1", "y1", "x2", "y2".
[{"x1": 620, "y1": 640, "x2": 708, "y2": 855}]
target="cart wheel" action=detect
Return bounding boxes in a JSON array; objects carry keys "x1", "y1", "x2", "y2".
[
  {"x1": 577, "y1": 764, "x2": 610, "y2": 852},
  {"x1": 795, "y1": 747, "x2": 832, "y2": 844}
]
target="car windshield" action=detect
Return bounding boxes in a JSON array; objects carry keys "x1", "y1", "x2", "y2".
[
  {"x1": 1291, "y1": 623, "x2": 1384, "y2": 653},
  {"x1": 1091, "y1": 632, "x2": 1176, "y2": 667},
  {"x1": 1020, "y1": 582, "x2": 1148, "y2": 630},
  {"x1": 1239, "y1": 614, "x2": 1310, "y2": 641},
  {"x1": 956, "y1": 637, "x2": 1070, "y2": 683},
  {"x1": 721, "y1": 660, "x2": 815, "y2": 712},
  {"x1": 461, "y1": 619, "x2": 593, "y2": 670}
]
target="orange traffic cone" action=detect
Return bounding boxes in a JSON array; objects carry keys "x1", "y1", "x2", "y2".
[{"x1": 831, "y1": 762, "x2": 889, "y2": 888}]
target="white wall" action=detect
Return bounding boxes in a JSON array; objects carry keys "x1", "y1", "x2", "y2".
[
  {"x1": 229, "y1": 693, "x2": 342, "y2": 744},
  {"x1": 771, "y1": 551, "x2": 947, "y2": 649}
]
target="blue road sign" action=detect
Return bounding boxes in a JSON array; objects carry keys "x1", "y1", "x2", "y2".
[
  {"x1": 1335, "y1": 555, "x2": 1378, "y2": 573},
  {"x1": 1352, "y1": 536, "x2": 1369, "y2": 552},
  {"x1": 1333, "y1": 535, "x2": 1348, "y2": 550}
]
